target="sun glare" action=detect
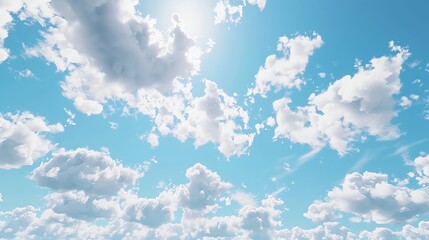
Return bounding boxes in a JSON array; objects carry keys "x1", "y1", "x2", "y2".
[{"x1": 155, "y1": 0, "x2": 214, "y2": 37}]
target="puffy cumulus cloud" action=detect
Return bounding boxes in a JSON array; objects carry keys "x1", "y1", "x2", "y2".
[
  {"x1": 247, "y1": 0, "x2": 267, "y2": 10},
  {"x1": 32, "y1": 148, "x2": 140, "y2": 196},
  {"x1": 273, "y1": 97, "x2": 324, "y2": 150},
  {"x1": 239, "y1": 195, "x2": 284, "y2": 239},
  {"x1": 0, "y1": 0, "x2": 53, "y2": 63},
  {"x1": 274, "y1": 43, "x2": 410, "y2": 155},
  {"x1": 359, "y1": 227, "x2": 399, "y2": 240},
  {"x1": 45, "y1": 190, "x2": 120, "y2": 220},
  {"x1": 126, "y1": 79, "x2": 253, "y2": 158},
  {"x1": 400, "y1": 96, "x2": 412, "y2": 108},
  {"x1": 412, "y1": 154, "x2": 429, "y2": 185},
  {"x1": 6, "y1": 160, "x2": 429, "y2": 239},
  {"x1": 249, "y1": 34, "x2": 323, "y2": 97},
  {"x1": 0, "y1": 112, "x2": 63, "y2": 169},
  {"x1": 73, "y1": 98, "x2": 104, "y2": 116},
  {"x1": 1, "y1": 161, "x2": 287, "y2": 239},
  {"x1": 305, "y1": 171, "x2": 429, "y2": 224},
  {"x1": 276, "y1": 222, "x2": 357, "y2": 240},
  {"x1": 121, "y1": 191, "x2": 175, "y2": 228},
  {"x1": 25, "y1": 0, "x2": 201, "y2": 112},
  {"x1": 48, "y1": 0, "x2": 197, "y2": 92},
  {"x1": 303, "y1": 200, "x2": 340, "y2": 223},
  {"x1": 0, "y1": 207, "x2": 109, "y2": 239},
  {"x1": 172, "y1": 80, "x2": 254, "y2": 158},
  {"x1": 32, "y1": 148, "x2": 140, "y2": 219},
  {"x1": 3, "y1": 207, "x2": 429, "y2": 240},
  {"x1": 214, "y1": 0, "x2": 267, "y2": 24},
  {"x1": 178, "y1": 163, "x2": 232, "y2": 211}
]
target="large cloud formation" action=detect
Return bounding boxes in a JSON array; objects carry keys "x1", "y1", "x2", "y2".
[
  {"x1": 3, "y1": 156, "x2": 429, "y2": 239},
  {"x1": 273, "y1": 43, "x2": 410, "y2": 155},
  {"x1": 32, "y1": 148, "x2": 141, "y2": 219},
  {"x1": 50, "y1": 0, "x2": 197, "y2": 91},
  {"x1": 22, "y1": 0, "x2": 252, "y2": 158},
  {"x1": 305, "y1": 171, "x2": 429, "y2": 224},
  {"x1": 0, "y1": 112, "x2": 63, "y2": 169}
]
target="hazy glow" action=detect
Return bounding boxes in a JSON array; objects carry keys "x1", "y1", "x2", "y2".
[{"x1": 152, "y1": 0, "x2": 214, "y2": 37}]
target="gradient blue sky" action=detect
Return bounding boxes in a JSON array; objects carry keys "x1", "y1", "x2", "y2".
[{"x1": 1, "y1": 0, "x2": 429, "y2": 239}]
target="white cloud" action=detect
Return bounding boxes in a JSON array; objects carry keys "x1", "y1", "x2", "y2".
[
  {"x1": 24, "y1": 1, "x2": 251, "y2": 158},
  {"x1": 412, "y1": 154, "x2": 429, "y2": 185},
  {"x1": 410, "y1": 94, "x2": 419, "y2": 100},
  {"x1": 359, "y1": 227, "x2": 400, "y2": 240},
  {"x1": 0, "y1": 112, "x2": 63, "y2": 169},
  {"x1": 400, "y1": 96, "x2": 412, "y2": 108},
  {"x1": 17, "y1": 69, "x2": 36, "y2": 79},
  {"x1": 45, "y1": 190, "x2": 120, "y2": 220},
  {"x1": 277, "y1": 222, "x2": 357, "y2": 240},
  {"x1": 214, "y1": 0, "x2": 243, "y2": 24},
  {"x1": 145, "y1": 132, "x2": 159, "y2": 148},
  {"x1": 171, "y1": 80, "x2": 254, "y2": 158},
  {"x1": 304, "y1": 200, "x2": 340, "y2": 222},
  {"x1": 274, "y1": 42, "x2": 410, "y2": 155},
  {"x1": 32, "y1": 148, "x2": 141, "y2": 220},
  {"x1": 273, "y1": 97, "x2": 324, "y2": 150},
  {"x1": 0, "y1": 0, "x2": 53, "y2": 63},
  {"x1": 249, "y1": 34, "x2": 323, "y2": 97},
  {"x1": 231, "y1": 191, "x2": 257, "y2": 207},
  {"x1": 73, "y1": 98, "x2": 103, "y2": 116},
  {"x1": 64, "y1": 108, "x2": 75, "y2": 126},
  {"x1": 239, "y1": 195, "x2": 283, "y2": 239},
  {"x1": 305, "y1": 171, "x2": 429, "y2": 224},
  {"x1": 0, "y1": 207, "x2": 108, "y2": 239},
  {"x1": 48, "y1": 0, "x2": 198, "y2": 92},
  {"x1": 109, "y1": 121, "x2": 118, "y2": 130},
  {"x1": 214, "y1": 0, "x2": 266, "y2": 24},
  {"x1": 6, "y1": 160, "x2": 429, "y2": 239},
  {"x1": 318, "y1": 72, "x2": 326, "y2": 78},
  {"x1": 178, "y1": 163, "x2": 232, "y2": 211},
  {"x1": 246, "y1": 0, "x2": 267, "y2": 10},
  {"x1": 266, "y1": 116, "x2": 276, "y2": 127},
  {"x1": 121, "y1": 191, "x2": 175, "y2": 228},
  {"x1": 32, "y1": 148, "x2": 141, "y2": 196}
]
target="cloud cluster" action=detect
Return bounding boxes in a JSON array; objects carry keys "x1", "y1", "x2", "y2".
[
  {"x1": 32, "y1": 148, "x2": 141, "y2": 219},
  {"x1": 23, "y1": 0, "x2": 252, "y2": 158},
  {"x1": 412, "y1": 154, "x2": 429, "y2": 185},
  {"x1": 4, "y1": 156, "x2": 429, "y2": 239},
  {"x1": 0, "y1": 0, "x2": 53, "y2": 63},
  {"x1": 273, "y1": 43, "x2": 410, "y2": 155},
  {"x1": 0, "y1": 148, "x2": 290, "y2": 239},
  {"x1": 214, "y1": 0, "x2": 267, "y2": 24},
  {"x1": 0, "y1": 112, "x2": 63, "y2": 169},
  {"x1": 50, "y1": 0, "x2": 197, "y2": 91},
  {"x1": 305, "y1": 171, "x2": 429, "y2": 224},
  {"x1": 170, "y1": 80, "x2": 254, "y2": 157},
  {"x1": 249, "y1": 34, "x2": 323, "y2": 97}
]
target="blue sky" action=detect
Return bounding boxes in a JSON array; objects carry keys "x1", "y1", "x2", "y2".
[{"x1": 1, "y1": 0, "x2": 429, "y2": 239}]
